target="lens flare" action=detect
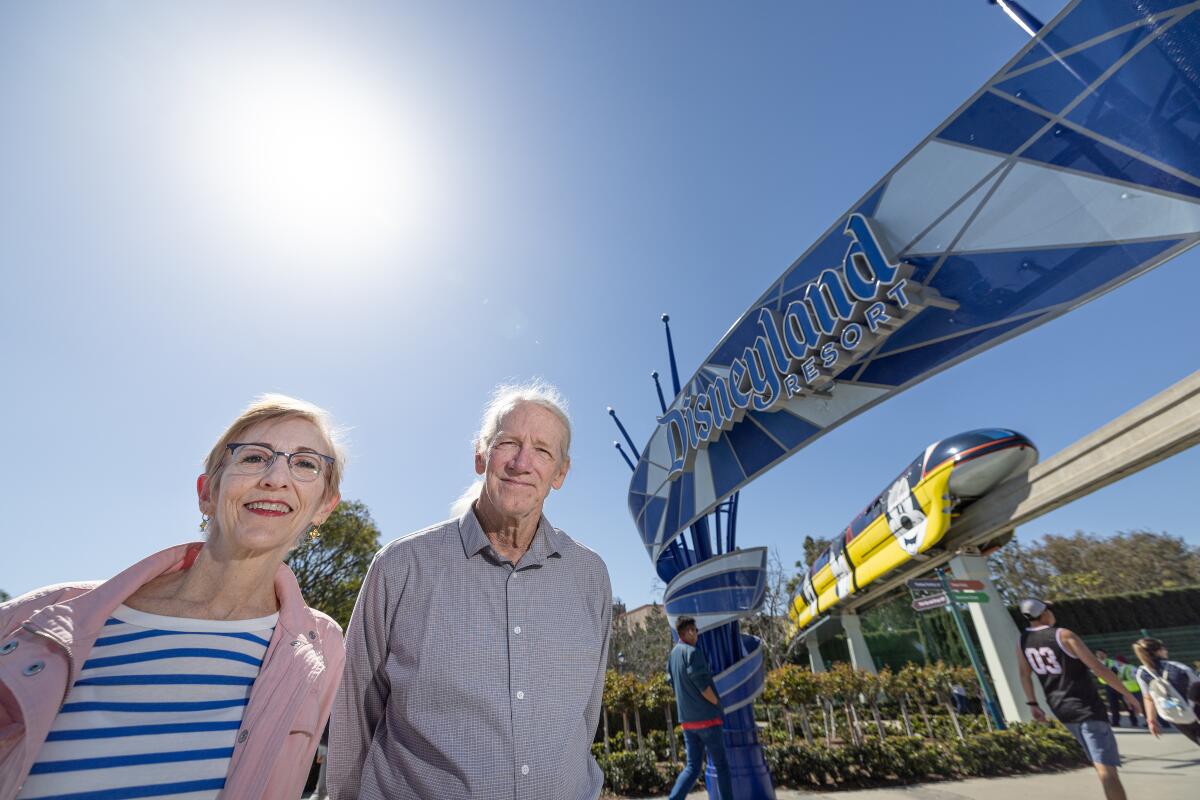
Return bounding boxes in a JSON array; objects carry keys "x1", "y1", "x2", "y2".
[{"x1": 175, "y1": 34, "x2": 442, "y2": 263}]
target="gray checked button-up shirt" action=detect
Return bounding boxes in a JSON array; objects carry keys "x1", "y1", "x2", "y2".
[{"x1": 329, "y1": 511, "x2": 612, "y2": 800}]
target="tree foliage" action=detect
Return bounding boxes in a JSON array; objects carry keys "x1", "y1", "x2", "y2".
[
  {"x1": 800, "y1": 536, "x2": 831, "y2": 570},
  {"x1": 742, "y1": 548, "x2": 792, "y2": 671},
  {"x1": 286, "y1": 499, "x2": 381, "y2": 629},
  {"x1": 1012, "y1": 585, "x2": 1200, "y2": 635},
  {"x1": 609, "y1": 603, "x2": 672, "y2": 678},
  {"x1": 989, "y1": 529, "x2": 1200, "y2": 603}
]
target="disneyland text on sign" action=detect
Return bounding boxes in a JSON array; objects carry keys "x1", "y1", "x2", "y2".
[{"x1": 657, "y1": 214, "x2": 915, "y2": 479}]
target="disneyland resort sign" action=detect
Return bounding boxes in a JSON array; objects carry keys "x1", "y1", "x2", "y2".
[{"x1": 657, "y1": 214, "x2": 912, "y2": 479}]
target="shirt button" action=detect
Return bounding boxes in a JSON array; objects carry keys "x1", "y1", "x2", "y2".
[
  {"x1": 513, "y1": 626, "x2": 522, "y2": 634},
  {"x1": 23, "y1": 661, "x2": 44, "y2": 676},
  {"x1": 308, "y1": 631, "x2": 317, "y2": 640},
  {"x1": 521, "y1": 764, "x2": 529, "y2": 776},
  {"x1": 237, "y1": 730, "x2": 249, "y2": 743},
  {"x1": 516, "y1": 691, "x2": 525, "y2": 700},
  {"x1": 0, "y1": 640, "x2": 17, "y2": 654}
]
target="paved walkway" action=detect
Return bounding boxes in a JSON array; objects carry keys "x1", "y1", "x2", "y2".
[{"x1": 658, "y1": 728, "x2": 1199, "y2": 799}]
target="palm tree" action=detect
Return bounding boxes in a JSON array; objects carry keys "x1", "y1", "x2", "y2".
[
  {"x1": 878, "y1": 666, "x2": 914, "y2": 736},
  {"x1": 631, "y1": 674, "x2": 647, "y2": 752},
  {"x1": 900, "y1": 663, "x2": 934, "y2": 737},
  {"x1": 644, "y1": 671, "x2": 678, "y2": 762},
  {"x1": 824, "y1": 663, "x2": 864, "y2": 746},
  {"x1": 608, "y1": 671, "x2": 642, "y2": 751},
  {"x1": 928, "y1": 662, "x2": 965, "y2": 741},
  {"x1": 812, "y1": 670, "x2": 837, "y2": 746},
  {"x1": 764, "y1": 667, "x2": 792, "y2": 742},
  {"x1": 793, "y1": 668, "x2": 819, "y2": 746},
  {"x1": 773, "y1": 664, "x2": 818, "y2": 746},
  {"x1": 859, "y1": 668, "x2": 886, "y2": 741},
  {"x1": 602, "y1": 670, "x2": 620, "y2": 753}
]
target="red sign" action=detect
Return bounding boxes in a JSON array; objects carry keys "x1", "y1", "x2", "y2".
[{"x1": 948, "y1": 579, "x2": 985, "y2": 591}]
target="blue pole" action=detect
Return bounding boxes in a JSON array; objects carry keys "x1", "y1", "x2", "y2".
[
  {"x1": 713, "y1": 506, "x2": 724, "y2": 555},
  {"x1": 606, "y1": 407, "x2": 641, "y2": 460},
  {"x1": 698, "y1": 619, "x2": 773, "y2": 799},
  {"x1": 614, "y1": 319, "x2": 774, "y2": 798},
  {"x1": 614, "y1": 441, "x2": 636, "y2": 472},
  {"x1": 988, "y1": 0, "x2": 1044, "y2": 36},
  {"x1": 690, "y1": 517, "x2": 713, "y2": 562},
  {"x1": 661, "y1": 314, "x2": 682, "y2": 396},
  {"x1": 652, "y1": 371, "x2": 668, "y2": 414},
  {"x1": 727, "y1": 492, "x2": 740, "y2": 551}
]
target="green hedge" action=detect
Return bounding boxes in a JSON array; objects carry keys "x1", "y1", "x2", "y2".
[
  {"x1": 600, "y1": 724, "x2": 1086, "y2": 796},
  {"x1": 593, "y1": 751, "x2": 677, "y2": 796},
  {"x1": 766, "y1": 724, "x2": 1085, "y2": 788},
  {"x1": 862, "y1": 628, "x2": 927, "y2": 670},
  {"x1": 1006, "y1": 585, "x2": 1200, "y2": 634}
]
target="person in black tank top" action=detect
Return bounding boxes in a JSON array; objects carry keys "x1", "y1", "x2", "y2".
[
  {"x1": 1019, "y1": 623, "x2": 1107, "y2": 723},
  {"x1": 1016, "y1": 599, "x2": 1139, "y2": 800}
]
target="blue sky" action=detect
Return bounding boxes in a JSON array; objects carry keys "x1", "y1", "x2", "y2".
[{"x1": 3, "y1": 1, "x2": 1197, "y2": 609}]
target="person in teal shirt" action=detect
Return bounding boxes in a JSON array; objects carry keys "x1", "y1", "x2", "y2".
[{"x1": 666, "y1": 616, "x2": 733, "y2": 800}]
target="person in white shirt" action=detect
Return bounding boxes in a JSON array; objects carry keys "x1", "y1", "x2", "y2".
[{"x1": 1133, "y1": 637, "x2": 1200, "y2": 746}]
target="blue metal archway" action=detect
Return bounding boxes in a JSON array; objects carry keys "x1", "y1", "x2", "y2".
[{"x1": 612, "y1": 2, "x2": 1200, "y2": 797}]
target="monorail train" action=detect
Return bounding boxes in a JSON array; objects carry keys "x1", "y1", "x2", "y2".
[{"x1": 788, "y1": 428, "x2": 1037, "y2": 633}]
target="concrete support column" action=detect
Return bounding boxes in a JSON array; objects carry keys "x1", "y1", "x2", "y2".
[
  {"x1": 806, "y1": 637, "x2": 826, "y2": 673},
  {"x1": 948, "y1": 550, "x2": 1039, "y2": 723},
  {"x1": 838, "y1": 613, "x2": 877, "y2": 674}
]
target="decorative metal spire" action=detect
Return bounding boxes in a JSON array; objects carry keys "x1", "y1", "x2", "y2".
[
  {"x1": 661, "y1": 314, "x2": 681, "y2": 397},
  {"x1": 606, "y1": 406, "x2": 640, "y2": 461}
]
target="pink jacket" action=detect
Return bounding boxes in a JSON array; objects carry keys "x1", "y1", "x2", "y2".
[{"x1": 0, "y1": 543, "x2": 346, "y2": 800}]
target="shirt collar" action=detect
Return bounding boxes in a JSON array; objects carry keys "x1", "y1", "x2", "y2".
[
  {"x1": 522, "y1": 516, "x2": 563, "y2": 566},
  {"x1": 458, "y1": 507, "x2": 563, "y2": 564},
  {"x1": 24, "y1": 541, "x2": 314, "y2": 686},
  {"x1": 458, "y1": 509, "x2": 492, "y2": 558}
]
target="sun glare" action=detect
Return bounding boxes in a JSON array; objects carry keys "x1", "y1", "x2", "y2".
[{"x1": 177, "y1": 36, "x2": 441, "y2": 262}]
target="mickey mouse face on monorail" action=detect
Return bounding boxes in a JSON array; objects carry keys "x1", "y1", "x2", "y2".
[
  {"x1": 831, "y1": 547, "x2": 854, "y2": 598},
  {"x1": 801, "y1": 575, "x2": 818, "y2": 605},
  {"x1": 885, "y1": 476, "x2": 928, "y2": 557}
]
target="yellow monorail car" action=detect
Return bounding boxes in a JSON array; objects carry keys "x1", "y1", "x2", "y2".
[{"x1": 790, "y1": 429, "x2": 1036, "y2": 633}]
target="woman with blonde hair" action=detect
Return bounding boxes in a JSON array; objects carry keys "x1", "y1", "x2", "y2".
[
  {"x1": 1133, "y1": 636, "x2": 1200, "y2": 745},
  {"x1": 0, "y1": 394, "x2": 347, "y2": 799}
]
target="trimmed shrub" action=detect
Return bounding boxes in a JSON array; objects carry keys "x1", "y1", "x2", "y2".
[
  {"x1": 754, "y1": 723, "x2": 1086, "y2": 793},
  {"x1": 763, "y1": 742, "x2": 847, "y2": 787},
  {"x1": 942, "y1": 724, "x2": 1087, "y2": 777},
  {"x1": 1005, "y1": 585, "x2": 1200, "y2": 634},
  {"x1": 595, "y1": 750, "x2": 674, "y2": 797},
  {"x1": 885, "y1": 735, "x2": 950, "y2": 780}
]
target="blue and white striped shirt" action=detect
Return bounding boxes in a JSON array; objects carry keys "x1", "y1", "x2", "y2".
[{"x1": 17, "y1": 604, "x2": 275, "y2": 800}]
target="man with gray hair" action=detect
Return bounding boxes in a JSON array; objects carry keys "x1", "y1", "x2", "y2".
[{"x1": 329, "y1": 380, "x2": 612, "y2": 800}]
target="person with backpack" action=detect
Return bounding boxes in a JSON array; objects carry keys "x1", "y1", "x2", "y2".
[
  {"x1": 1017, "y1": 599, "x2": 1138, "y2": 800},
  {"x1": 1133, "y1": 637, "x2": 1200, "y2": 745}
]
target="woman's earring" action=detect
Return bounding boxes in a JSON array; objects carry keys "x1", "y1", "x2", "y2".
[
  {"x1": 199, "y1": 515, "x2": 210, "y2": 533},
  {"x1": 307, "y1": 525, "x2": 321, "y2": 541}
]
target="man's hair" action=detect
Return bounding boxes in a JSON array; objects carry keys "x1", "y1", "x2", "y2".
[
  {"x1": 450, "y1": 379, "x2": 572, "y2": 516},
  {"x1": 473, "y1": 379, "x2": 572, "y2": 460},
  {"x1": 675, "y1": 616, "x2": 697, "y2": 635}
]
